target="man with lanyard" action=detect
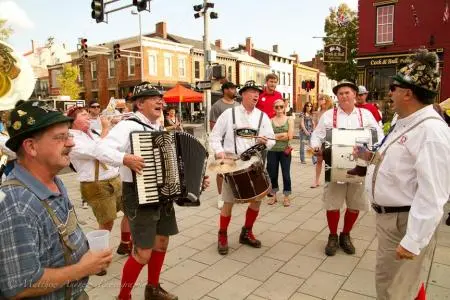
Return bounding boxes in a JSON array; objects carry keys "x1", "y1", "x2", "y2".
[
  {"x1": 0, "y1": 100, "x2": 112, "y2": 299},
  {"x1": 68, "y1": 106, "x2": 132, "y2": 260},
  {"x1": 209, "y1": 80, "x2": 276, "y2": 255},
  {"x1": 356, "y1": 85, "x2": 382, "y2": 126},
  {"x1": 256, "y1": 73, "x2": 283, "y2": 119},
  {"x1": 95, "y1": 82, "x2": 210, "y2": 300},
  {"x1": 311, "y1": 80, "x2": 383, "y2": 257},
  {"x1": 210, "y1": 81, "x2": 239, "y2": 210},
  {"x1": 354, "y1": 49, "x2": 450, "y2": 299}
]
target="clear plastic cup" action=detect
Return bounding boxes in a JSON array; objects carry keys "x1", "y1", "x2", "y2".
[
  {"x1": 86, "y1": 230, "x2": 110, "y2": 251},
  {"x1": 355, "y1": 137, "x2": 370, "y2": 166}
]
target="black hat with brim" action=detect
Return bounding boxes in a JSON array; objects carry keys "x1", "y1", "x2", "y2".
[
  {"x1": 239, "y1": 80, "x2": 263, "y2": 95},
  {"x1": 6, "y1": 101, "x2": 73, "y2": 152},
  {"x1": 332, "y1": 80, "x2": 359, "y2": 95},
  {"x1": 130, "y1": 82, "x2": 163, "y2": 101},
  {"x1": 392, "y1": 74, "x2": 438, "y2": 98}
]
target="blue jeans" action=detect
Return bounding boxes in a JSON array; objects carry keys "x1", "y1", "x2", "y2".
[
  {"x1": 266, "y1": 151, "x2": 292, "y2": 196},
  {"x1": 299, "y1": 133, "x2": 317, "y2": 164}
]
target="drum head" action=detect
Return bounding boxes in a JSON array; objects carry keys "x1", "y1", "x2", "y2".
[{"x1": 231, "y1": 156, "x2": 261, "y2": 174}]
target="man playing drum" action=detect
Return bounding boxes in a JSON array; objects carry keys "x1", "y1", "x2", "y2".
[
  {"x1": 311, "y1": 80, "x2": 383, "y2": 256},
  {"x1": 209, "y1": 80, "x2": 275, "y2": 255}
]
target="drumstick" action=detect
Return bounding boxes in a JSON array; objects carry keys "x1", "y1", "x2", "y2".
[{"x1": 238, "y1": 134, "x2": 277, "y2": 140}]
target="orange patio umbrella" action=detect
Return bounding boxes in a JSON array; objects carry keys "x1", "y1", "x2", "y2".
[{"x1": 163, "y1": 84, "x2": 204, "y2": 121}]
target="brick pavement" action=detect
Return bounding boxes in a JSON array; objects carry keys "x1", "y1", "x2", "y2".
[{"x1": 61, "y1": 146, "x2": 450, "y2": 300}]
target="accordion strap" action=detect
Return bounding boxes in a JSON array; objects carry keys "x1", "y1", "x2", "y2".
[{"x1": 126, "y1": 118, "x2": 158, "y2": 131}]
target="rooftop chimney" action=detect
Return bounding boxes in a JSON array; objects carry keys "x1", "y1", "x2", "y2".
[
  {"x1": 215, "y1": 39, "x2": 222, "y2": 49},
  {"x1": 155, "y1": 22, "x2": 167, "y2": 39},
  {"x1": 245, "y1": 37, "x2": 253, "y2": 56},
  {"x1": 290, "y1": 53, "x2": 299, "y2": 63},
  {"x1": 31, "y1": 40, "x2": 35, "y2": 53},
  {"x1": 272, "y1": 44, "x2": 279, "y2": 53}
]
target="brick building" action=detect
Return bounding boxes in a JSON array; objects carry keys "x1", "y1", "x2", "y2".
[{"x1": 357, "y1": 0, "x2": 449, "y2": 104}]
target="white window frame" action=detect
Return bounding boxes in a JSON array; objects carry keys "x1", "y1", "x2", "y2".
[
  {"x1": 148, "y1": 53, "x2": 157, "y2": 76},
  {"x1": 108, "y1": 58, "x2": 115, "y2": 78},
  {"x1": 178, "y1": 56, "x2": 186, "y2": 78},
  {"x1": 194, "y1": 61, "x2": 201, "y2": 79},
  {"x1": 90, "y1": 61, "x2": 97, "y2": 80},
  {"x1": 164, "y1": 54, "x2": 172, "y2": 77},
  {"x1": 376, "y1": 5, "x2": 394, "y2": 44},
  {"x1": 128, "y1": 57, "x2": 135, "y2": 76}
]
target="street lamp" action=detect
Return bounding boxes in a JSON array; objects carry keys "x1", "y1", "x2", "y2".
[{"x1": 131, "y1": 10, "x2": 143, "y2": 81}]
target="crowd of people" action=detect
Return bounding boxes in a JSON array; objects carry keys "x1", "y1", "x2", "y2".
[{"x1": 0, "y1": 49, "x2": 448, "y2": 300}]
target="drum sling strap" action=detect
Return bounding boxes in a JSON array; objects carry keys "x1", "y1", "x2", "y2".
[
  {"x1": 370, "y1": 116, "x2": 444, "y2": 199},
  {"x1": 231, "y1": 107, "x2": 264, "y2": 154},
  {"x1": 1, "y1": 179, "x2": 81, "y2": 300}
]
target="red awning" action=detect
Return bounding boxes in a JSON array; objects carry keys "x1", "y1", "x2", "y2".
[{"x1": 163, "y1": 84, "x2": 203, "y2": 103}]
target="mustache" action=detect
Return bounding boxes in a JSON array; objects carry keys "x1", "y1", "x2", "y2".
[{"x1": 62, "y1": 148, "x2": 72, "y2": 156}]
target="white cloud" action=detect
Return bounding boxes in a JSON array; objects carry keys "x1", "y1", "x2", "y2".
[
  {"x1": 0, "y1": 1, "x2": 34, "y2": 29},
  {"x1": 340, "y1": 0, "x2": 358, "y2": 10}
]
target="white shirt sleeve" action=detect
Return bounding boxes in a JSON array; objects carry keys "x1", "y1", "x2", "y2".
[
  {"x1": 0, "y1": 135, "x2": 16, "y2": 159},
  {"x1": 95, "y1": 121, "x2": 129, "y2": 167},
  {"x1": 400, "y1": 140, "x2": 450, "y2": 255},
  {"x1": 209, "y1": 109, "x2": 230, "y2": 154},
  {"x1": 70, "y1": 134, "x2": 98, "y2": 161},
  {"x1": 310, "y1": 111, "x2": 328, "y2": 148},
  {"x1": 259, "y1": 113, "x2": 276, "y2": 150}
]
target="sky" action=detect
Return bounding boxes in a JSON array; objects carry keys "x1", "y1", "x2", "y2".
[{"x1": 1, "y1": 0, "x2": 358, "y2": 61}]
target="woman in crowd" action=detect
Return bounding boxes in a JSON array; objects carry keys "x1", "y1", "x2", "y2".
[
  {"x1": 299, "y1": 101, "x2": 315, "y2": 164},
  {"x1": 267, "y1": 99, "x2": 294, "y2": 207},
  {"x1": 164, "y1": 107, "x2": 183, "y2": 131},
  {"x1": 311, "y1": 94, "x2": 333, "y2": 188}
]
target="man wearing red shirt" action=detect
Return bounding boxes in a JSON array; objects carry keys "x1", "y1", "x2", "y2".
[
  {"x1": 256, "y1": 73, "x2": 283, "y2": 118},
  {"x1": 356, "y1": 86, "x2": 382, "y2": 124}
]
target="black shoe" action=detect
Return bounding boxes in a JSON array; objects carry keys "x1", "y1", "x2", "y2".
[
  {"x1": 339, "y1": 233, "x2": 356, "y2": 255},
  {"x1": 239, "y1": 227, "x2": 261, "y2": 248},
  {"x1": 218, "y1": 230, "x2": 229, "y2": 255},
  {"x1": 96, "y1": 270, "x2": 107, "y2": 276},
  {"x1": 446, "y1": 213, "x2": 450, "y2": 226},
  {"x1": 117, "y1": 242, "x2": 132, "y2": 256},
  {"x1": 144, "y1": 284, "x2": 178, "y2": 300},
  {"x1": 325, "y1": 234, "x2": 339, "y2": 256},
  {"x1": 346, "y1": 165, "x2": 367, "y2": 177}
]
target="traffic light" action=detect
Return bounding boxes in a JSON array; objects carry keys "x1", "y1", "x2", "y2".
[
  {"x1": 91, "y1": 0, "x2": 105, "y2": 23},
  {"x1": 133, "y1": 0, "x2": 149, "y2": 12},
  {"x1": 302, "y1": 80, "x2": 316, "y2": 92},
  {"x1": 80, "y1": 38, "x2": 88, "y2": 59},
  {"x1": 113, "y1": 44, "x2": 121, "y2": 60}
]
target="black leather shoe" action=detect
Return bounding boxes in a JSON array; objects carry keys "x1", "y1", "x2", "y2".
[
  {"x1": 325, "y1": 234, "x2": 339, "y2": 256},
  {"x1": 144, "y1": 284, "x2": 178, "y2": 300},
  {"x1": 218, "y1": 230, "x2": 229, "y2": 255},
  {"x1": 339, "y1": 233, "x2": 356, "y2": 255},
  {"x1": 446, "y1": 213, "x2": 450, "y2": 226},
  {"x1": 346, "y1": 165, "x2": 367, "y2": 177},
  {"x1": 117, "y1": 242, "x2": 132, "y2": 255},
  {"x1": 96, "y1": 270, "x2": 107, "y2": 276},
  {"x1": 239, "y1": 227, "x2": 261, "y2": 248}
]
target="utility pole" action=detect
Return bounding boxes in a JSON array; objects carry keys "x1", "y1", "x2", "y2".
[{"x1": 131, "y1": 10, "x2": 143, "y2": 81}]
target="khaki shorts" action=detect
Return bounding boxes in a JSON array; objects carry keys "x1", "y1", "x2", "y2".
[
  {"x1": 322, "y1": 182, "x2": 369, "y2": 211},
  {"x1": 80, "y1": 176, "x2": 122, "y2": 225}
]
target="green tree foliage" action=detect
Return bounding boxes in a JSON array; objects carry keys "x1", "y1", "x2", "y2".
[
  {"x1": 323, "y1": 4, "x2": 358, "y2": 82},
  {"x1": 57, "y1": 64, "x2": 81, "y2": 100},
  {"x1": 0, "y1": 19, "x2": 13, "y2": 41}
]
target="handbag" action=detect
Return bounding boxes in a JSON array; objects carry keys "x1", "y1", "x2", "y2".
[{"x1": 283, "y1": 144, "x2": 293, "y2": 156}]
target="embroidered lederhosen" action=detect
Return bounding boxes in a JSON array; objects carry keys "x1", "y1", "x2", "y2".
[{"x1": 231, "y1": 107, "x2": 264, "y2": 154}]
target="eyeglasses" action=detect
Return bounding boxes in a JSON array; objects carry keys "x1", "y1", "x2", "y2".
[
  {"x1": 306, "y1": 105, "x2": 313, "y2": 107},
  {"x1": 90, "y1": 105, "x2": 100, "y2": 108},
  {"x1": 52, "y1": 133, "x2": 74, "y2": 142},
  {"x1": 389, "y1": 83, "x2": 408, "y2": 92},
  {"x1": 274, "y1": 105, "x2": 284, "y2": 109}
]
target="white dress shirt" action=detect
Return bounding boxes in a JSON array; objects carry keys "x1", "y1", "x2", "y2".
[
  {"x1": 94, "y1": 112, "x2": 162, "y2": 183},
  {"x1": 310, "y1": 106, "x2": 384, "y2": 149},
  {"x1": 69, "y1": 129, "x2": 119, "y2": 182},
  {"x1": 89, "y1": 116, "x2": 102, "y2": 133},
  {"x1": 209, "y1": 105, "x2": 275, "y2": 155},
  {"x1": 365, "y1": 105, "x2": 450, "y2": 255}
]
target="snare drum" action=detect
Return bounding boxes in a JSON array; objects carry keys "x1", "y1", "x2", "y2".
[
  {"x1": 224, "y1": 156, "x2": 270, "y2": 203},
  {"x1": 322, "y1": 128, "x2": 378, "y2": 183}
]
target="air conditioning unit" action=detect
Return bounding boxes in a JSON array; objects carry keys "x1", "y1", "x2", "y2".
[{"x1": 212, "y1": 64, "x2": 226, "y2": 79}]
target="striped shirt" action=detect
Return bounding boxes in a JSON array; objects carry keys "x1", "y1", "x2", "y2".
[{"x1": 0, "y1": 162, "x2": 89, "y2": 299}]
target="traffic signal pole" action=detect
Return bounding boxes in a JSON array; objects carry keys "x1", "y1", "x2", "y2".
[{"x1": 203, "y1": 0, "x2": 211, "y2": 134}]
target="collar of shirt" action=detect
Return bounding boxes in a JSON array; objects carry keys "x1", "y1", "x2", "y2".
[
  {"x1": 237, "y1": 104, "x2": 258, "y2": 116},
  {"x1": 9, "y1": 162, "x2": 66, "y2": 201},
  {"x1": 394, "y1": 105, "x2": 435, "y2": 129},
  {"x1": 336, "y1": 105, "x2": 360, "y2": 116},
  {"x1": 135, "y1": 111, "x2": 161, "y2": 129}
]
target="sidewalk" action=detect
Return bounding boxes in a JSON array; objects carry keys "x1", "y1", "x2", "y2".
[{"x1": 62, "y1": 147, "x2": 450, "y2": 300}]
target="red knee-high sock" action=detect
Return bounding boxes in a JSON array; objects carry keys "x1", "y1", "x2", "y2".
[
  {"x1": 244, "y1": 207, "x2": 259, "y2": 229},
  {"x1": 148, "y1": 250, "x2": 166, "y2": 286},
  {"x1": 326, "y1": 210, "x2": 340, "y2": 235},
  {"x1": 342, "y1": 209, "x2": 359, "y2": 234},
  {"x1": 118, "y1": 256, "x2": 144, "y2": 299},
  {"x1": 220, "y1": 215, "x2": 231, "y2": 232},
  {"x1": 121, "y1": 232, "x2": 131, "y2": 243},
  {"x1": 415, "y1": 282, "x2": 426, "y2": 300}
]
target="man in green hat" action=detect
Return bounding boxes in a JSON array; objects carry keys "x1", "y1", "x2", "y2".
[
  {"x1": 0, "y1": 100, "x2": 113, "y2": 299},
  {"x1": 354, "y1": 49, "x2": 450, "y2": 299}
]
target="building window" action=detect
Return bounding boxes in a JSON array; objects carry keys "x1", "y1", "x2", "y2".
[
  {"x1": 91, "y1": 62, "x2": 97, "y2": 80},
  {"x1": 164, "y1": 55, "x2": 172, "y2": 77},
  {"x1": 108, "y1": 59, "x2": 115, "y2": 78},
  {"x1": 376, "y1": 5, "x2": 394, "y2": 44},
  {"x1": 148, "y1": 54, "x2": 157, "y2": 76},
  {"x1": 288, "y1": 73, "x2": 291, "y2": 86},
  {"x1": 178, "y1": 57, "x2": 186, "y2": 78},
  {"x1": 128, "y1": 57, "x2": 135, "y2": 76},
  {"x1": 194, "y1": 61, "x2": 200, "y2": 79},
  {"x1": 228, "y1": 66, "x2": 232, "y2": 81},
  {"x1": 78, "y1": 65, "x2": 84, "y2": 82},
  {"x1": 282, "y1": 72, "x2": 286, "y2": 85}
]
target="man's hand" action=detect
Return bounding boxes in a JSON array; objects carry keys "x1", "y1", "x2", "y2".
[
  {"x1": 352, "y1": 146, "x2": 374, "y2": 162},
  {"x1": 100, "y1": 116, "x2": 111, "y2": 129},
  {"x1": 77, "y1": 249, "x2": 113, "y2": 277},
  {"x1": 256, "y1": 136, "x2": 268, "y2": 145},
  {"x1": 396, "y1": 245, "x2": 416, "y2": 260},
  {"x1": 202, "y1": 175, "x2": 210, "y2": 191},
  {"x1": 215, "y1": 152, "x2": 225, "y2": 160},
  {"x1": 123, "y1": 154, "x2": 145, "y2": 174}
]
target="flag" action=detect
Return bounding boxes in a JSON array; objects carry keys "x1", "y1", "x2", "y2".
[
  {"x1": 444, "y1": 1, "x2": 449, "y2": 23},
  {"x1": 411, "y1": 5, "x2": 419, "y2": 26}
]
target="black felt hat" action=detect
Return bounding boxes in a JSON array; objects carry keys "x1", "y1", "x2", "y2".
[
  {"x1": 239, "y1": 80, "x2": 263, "y2": 95},
  {"x1": 130, "y1": 82, "x2": 163, "y2": 100},
  {"x1": 332, "y1": 80, "x2": 358, "y2": 95}
]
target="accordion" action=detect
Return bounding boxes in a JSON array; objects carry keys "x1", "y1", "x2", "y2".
[{"x1": 130, "y1": 131, "x2": 209, "y2": 206}]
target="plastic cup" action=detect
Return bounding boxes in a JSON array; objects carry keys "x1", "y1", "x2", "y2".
[
  {"x1": 86, "y1": 230, "x2": 110, "y2": 251},
  {"x1": 355, "y1": 137, "x2": 370, "y2": 166}
]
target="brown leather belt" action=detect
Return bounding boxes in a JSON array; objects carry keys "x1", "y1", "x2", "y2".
[{"x1": 372, "y1": 203, "x2": 411, "y2": 214}]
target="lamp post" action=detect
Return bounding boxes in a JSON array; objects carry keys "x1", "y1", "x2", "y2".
[{"x1": 131, "y1": 10, "x2": 143, "y2": 82}]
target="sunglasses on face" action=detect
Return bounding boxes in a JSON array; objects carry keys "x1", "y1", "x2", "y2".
[
  {"x1": 389, "y1": 83, "x2": 408, "y2": 92},
  {"x1": 274, "y1": 105, "x2": 284, "y2": 109},
  {"x1": 90, "y1": 105, "x2": 100, "y2": 108}
]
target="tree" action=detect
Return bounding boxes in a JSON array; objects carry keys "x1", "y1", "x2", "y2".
[
  {"x1": 57, "y1": 64, "x2": 81, "y2": 100},
  {"x1": 0, "y1": 19, "x2": 13, "y2": 41},
  {"x1": 322, "y1": 4, "x2": 358, "y2": 82}
]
